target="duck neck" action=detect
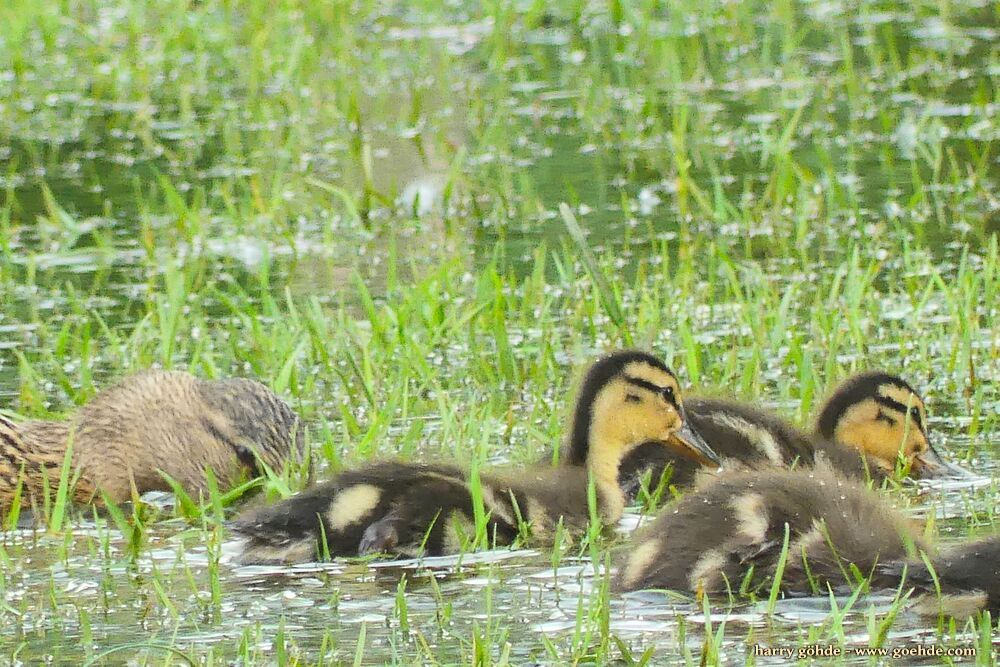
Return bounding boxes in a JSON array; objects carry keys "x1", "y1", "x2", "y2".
[{"x1": 584, "y1": 436, "x2": 631, "y2": 523}]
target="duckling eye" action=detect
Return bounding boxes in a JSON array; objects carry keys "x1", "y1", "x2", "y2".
[
  {"x1": 909, "y1": 407, "x2": 920, "y2": 421},
  {"x1": 662, "y1": 386, "x2": 676, "y2": 404},
  {"x1": 876, "y1": 410, "x2": 897, "y2": 426},
  {"x1": 625, "y1": 393, "x2": 642, "y2": 404}
]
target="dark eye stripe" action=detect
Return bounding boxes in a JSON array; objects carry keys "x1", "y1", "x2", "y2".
[
  {"x1": 623, "y1": 376, "x2": 678, "y2": 407},
  {"x1": 873, "y1": 395, "x2": 924, "y2": 431},
  {"x1": 875, "y1": 410, "x2": 897, "y2": 426}
]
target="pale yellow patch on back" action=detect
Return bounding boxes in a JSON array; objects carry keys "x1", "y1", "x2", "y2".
[
  {"x1": 442, "y1": 510, "x2": 475, "y2": 555},
  {"x1": 238, "y1": 538, "x2": 315, "y2": 565},
  {"x1": 481, "y1": 486, "x2": 515, "y2": 526},
  {"x1": 525, "y1": 496, "x2": 552, "y2": 541},
  {"x1": 731, "y1": 492, "x2": 768, "y2": 543},
  {"x1": 912, "y1": 592, "x2": 987, "y2": 619},
  {"x1": 326, "y1": 484, "x2": 382, "y2": 531},
  {"x1": 710, "y1": 413, "x2": 783, "y2": 463},
  {"x1": 788, "y1": 522, "x2": 826, "y2": 569},
  {"x1": 689, "y1": 549, "x2": 726, "y2": 591},
  {"x1": 620, "y1": 539, "x2": 661, "y2": 588}
]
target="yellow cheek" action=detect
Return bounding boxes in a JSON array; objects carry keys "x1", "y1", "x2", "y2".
[{"x1": 840, "y1": 422, "x2": 903, "y2": 463}]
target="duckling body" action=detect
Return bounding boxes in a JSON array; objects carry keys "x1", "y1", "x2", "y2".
[
  {"x1": 616, "y1": 463, "x2": 920, "y2": 594},
  {"x1": 234, "y1": 461, "x2": 609, "y2": 561},
  {"x1": 233, "y1": 350, "x2": 719, "y2": 564},
  {"x1": 618, "y1": 371, "x2": 956, "y2": 496},
  {"x1": 616, "y1": 464, "x2": 1000, "y2": 616},
  {"x1": 0, "y1": 370, "x2": 302, "y2": 510}
]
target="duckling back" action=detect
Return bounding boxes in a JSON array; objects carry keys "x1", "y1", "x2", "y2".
[
  {"x1": 231, "y1": 462, "x2": 472, "y2": 563},
  {"x1": 616, "y1": 463, "x2": 923, "y2": 594},
  {"x1": 618, "y1": 398, "x2": 876, "y2": 495}
]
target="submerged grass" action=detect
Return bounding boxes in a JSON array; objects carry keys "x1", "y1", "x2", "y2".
[{"x1": 0, "y1": 0, "x2": 998, "y2": 664}]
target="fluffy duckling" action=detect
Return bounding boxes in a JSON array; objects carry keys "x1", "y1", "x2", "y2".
[
  {"x1": 0, "y1": 370, "x2": 302, "y2": 511},
  {"x1": 618, "y1": 371, "x2": 960, "y2": 494},
  {"x1": 232, "y1": 350, "x2": 720, "y2": 564},
  {"x1": 616, "y1": 463, "x2": 1000, "y2": 617}
]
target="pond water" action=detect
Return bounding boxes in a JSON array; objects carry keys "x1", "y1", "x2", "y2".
[{"x1": 1, "y1": 0, "x2": 998, "y2": 664}]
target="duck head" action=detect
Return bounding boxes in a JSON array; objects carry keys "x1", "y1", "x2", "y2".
[
  {"x1": 565, "y1": 350, "x2": 719, "y2": 518},
  {"x1": 816, "y1": 371, "x2": 963, "y2": 478}
]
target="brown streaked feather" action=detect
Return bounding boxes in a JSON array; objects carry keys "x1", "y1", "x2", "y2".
[{"x1": 0, "y1": 370, "x2": 301, "y2": 512}]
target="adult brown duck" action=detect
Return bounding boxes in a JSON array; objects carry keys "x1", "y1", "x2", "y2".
[{"x1": 0, "y1": 369, "x2": 302, "y2": 512}]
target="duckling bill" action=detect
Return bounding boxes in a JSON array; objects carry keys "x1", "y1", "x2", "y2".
[
  {"x1": 232, "y1": 350, "x2": 719, "y2": 564},
  {"x1": 616, "y1": 463, "x2": 1000, "y2": 617},
  {"x1": 618, "y1": 371, "x2": 964, "y2": 497},
  {"x1": 0, "y1": 370, "x2": 302, "y2": 511}
]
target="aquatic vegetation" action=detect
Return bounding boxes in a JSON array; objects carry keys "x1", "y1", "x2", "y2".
[{"x1": 0, "y1": 0, "x2": 997, "y2": 663}]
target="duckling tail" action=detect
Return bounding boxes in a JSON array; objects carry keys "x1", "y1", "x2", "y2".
[{"x1": 879, "y1": 536, "x2": 1000, "y2": 618}]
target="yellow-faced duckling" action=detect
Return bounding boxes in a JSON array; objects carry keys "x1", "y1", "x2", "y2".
[
  {"x1": 232, "y1": 350, "x2": 720, "y2": 564},
  {"x1": 618, "y1": 371, "x2": 963, "y2": 496},
  {"x1": 616, "y1": 463, "x2": 1000, "y2": 617},
  {"x1": 0, "y1": 370, "x2": 302, "y2": 511}
]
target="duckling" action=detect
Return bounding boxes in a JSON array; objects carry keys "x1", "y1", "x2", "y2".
[
  {"x1": 616, "y1": 462, "x2": 922, "y2": 594},
  {"x1": 616, "y1": 463, "x2": 1000, "y2": 617},
  {"x1": 814, "y1": 371, "x2": 957, "y2": 477},
  {"x1": 232, "y1": 350, "x2": 720, "y2": 564},
  {"x1": 617, "y1": 371, "x2": 960, "y2": 496},
  {"x1": 0, "y1": 369, "x2": 303, "y2": 511}
]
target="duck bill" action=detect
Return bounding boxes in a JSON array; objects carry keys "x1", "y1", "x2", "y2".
[
  {"x1": 912, "y1": 443, "x2": 972, "y2": 479},
  {"x1": 670, "y1": 415, "x2": 721, "y2": 468}
]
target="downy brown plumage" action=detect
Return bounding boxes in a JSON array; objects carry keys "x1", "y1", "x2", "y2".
[
  {"x1": 232, "y1": 350, "x2": 720, "y2": 564},
  {"x1": 616, "y1": 463, "x2": 999, "y2": 618}
]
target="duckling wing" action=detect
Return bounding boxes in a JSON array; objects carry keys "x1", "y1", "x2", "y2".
[
  {"x1": 490, "y1": 466, "x2": 594, "y2": 539},
  {"x1": 357, "y1": 467, "x2": 594, "y2": 556},
  {"x1": 687, "y1": 398, "x2": 816, "y2": 467},
  {"x1": 357, "y1": 470, "x2": 531, "y2": 557}
]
